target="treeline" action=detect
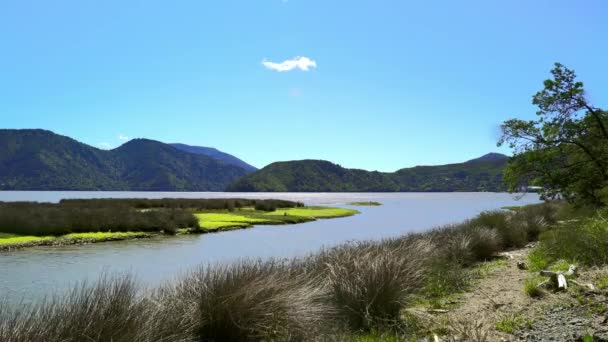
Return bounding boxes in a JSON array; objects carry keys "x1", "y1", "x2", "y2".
[
  {"x1": 0, "y1": 198, "x2": 302, "y2": 236},
  {"x1": 0, "y1": 204, "x2": 197, "y2": 236},
  {"x1": 227, "y1": 155, "x2": 509, "y2": 192},
  {"x1": 0, "y1": 203, "x2": 559, "y2": 341},
  {"x1": 58, "y1": 198, "x2": 303, "y2": 211},
  {"x1": 499, "y1": 63, "x2": 608, "y2": 206}
]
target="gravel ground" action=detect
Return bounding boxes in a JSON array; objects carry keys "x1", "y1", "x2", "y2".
[{"x1": 438, "y1": 247, "x2": 608, "y2": 341}]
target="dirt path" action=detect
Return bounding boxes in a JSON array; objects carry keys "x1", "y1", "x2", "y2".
[{"x1": 431, "y1": 247, "x2": 608, "y2": 341}]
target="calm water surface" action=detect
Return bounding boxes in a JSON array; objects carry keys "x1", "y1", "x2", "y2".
[{"x1": 0, "y1": 192, "x2": 540, "y2": 304}]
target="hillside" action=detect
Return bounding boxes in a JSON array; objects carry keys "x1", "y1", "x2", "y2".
[
  {"x1": 0, "y1": 129, "x2": 249, "y2": 191},
  {"x1": 226, "y1": 153, "x2": 509, "y2": 192},
  {"x1": 169, "y1": 143, "x2": 257, "y2": 173}
]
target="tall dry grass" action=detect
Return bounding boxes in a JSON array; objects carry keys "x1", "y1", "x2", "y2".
[{"x1": 0, "y1": 202, "x2": 559, "y2": 341}]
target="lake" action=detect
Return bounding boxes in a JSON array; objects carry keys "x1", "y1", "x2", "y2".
[{"x1": 0, "y1": 191, "x2": 540, "y2": 304}]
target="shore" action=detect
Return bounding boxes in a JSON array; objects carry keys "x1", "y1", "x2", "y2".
[{"x1": 0, "y1": 206, "x2": 358, "y2": 252}]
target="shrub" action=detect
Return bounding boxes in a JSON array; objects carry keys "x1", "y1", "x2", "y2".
[
  {"x1": 322, "y1": 238, "x2": 432, "y2": 332},
  {"x1": 0, "y1": 274, "x2": 148, "y2": 342},
  {"x1": 523, "y1": 276, "x2": 544, "y2": 298},
  {"x1": 466, "y1": 226, "x2": 502, "y2": 261},
  {"x1": 150, "y1": 260, "x2": 332, "y2": 342},
  {"x1": 0, "y1": 203, "x2": 199, "y2": 236},
  {"x1": 527, "y1": 248, "x2": 550, "y2": 272},
  {"x1": 536, "y1": 215, "x2": 608, "y2": 266},
  {"x1": 470, "y1": 210, "x2": 529, "y2": 248}
]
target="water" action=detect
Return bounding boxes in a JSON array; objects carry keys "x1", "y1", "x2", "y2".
[{"x1": 0, "y1": 192, "x2": 540, "y2": 304}]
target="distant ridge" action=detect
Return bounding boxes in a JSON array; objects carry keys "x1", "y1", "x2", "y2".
[
  {"x1": 227, "y1": 154, "x2": 510, "y2": 192},
  {"x1": 466, "y1": 152, "x2": 509, "y2": 163},
  {"x1": 169, "y1": 143, "x2": 257, "y2": 173},
  {"x1": 0, "y1": 129, "x2": 249, "y2": 191}
]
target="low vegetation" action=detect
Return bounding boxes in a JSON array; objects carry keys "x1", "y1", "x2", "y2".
[
  {"x1": 526, "y1": 209, "x2": 608, "y2": 268},
  {"x1": 0, "y1": 232, "x2": 151, "y2": 250},
  {"x1": 0, "y1": 202, "x2": 560, "y2": 340},
  {"x1": 0, "y1": 199, "x2": 355, "y2": 249},
  {"x1": 347, "y1": 201, "x2": 382, "y2": 206},
  {"x1": 495, "y1": 312, "x2": 531, "y2": 334}
]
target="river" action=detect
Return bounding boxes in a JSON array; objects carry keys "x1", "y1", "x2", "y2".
[{"x1": 0, "y1": 191, "x2": 540, "y2": 304}]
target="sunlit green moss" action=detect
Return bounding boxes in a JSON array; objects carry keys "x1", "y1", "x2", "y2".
[{"x1": 264, "y1": 207, "x2": 359, "y2": 218}]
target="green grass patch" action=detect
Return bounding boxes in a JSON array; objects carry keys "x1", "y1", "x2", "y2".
[
  {"x1": 195, "y1": 212, "x2": 279, "y2": 231},
  {"x1": 595, "y1": 273, "x2": 608, "y2": 290},
  {"x1": 527, "y1": 248, "x2": 550, "y2": 272},
  {"x1": 0, "y1": 231, "x2": 150, "y2": 249},
  {"x1": 549, "y1": 259, "x2": 573, "y2": 273},
  {"x1": 347, "y1": 201, "x2": 382, "y2": 206},
  {"x1": 523, "y1": 275, "x2": 544, "y2": 298},
  {"x1": 264, "y1": 207, "x2": 359, "y2": 219},
  {"x1": 62, "y1": 232, "x2": 150, "y2": 241},
  {"x1": 472, "y1": 258, "x2": 508, "y2": 278},
  {"x1": 495, "y1": 313, "x2": 532, "y2": 334},
  {"x1": 0, "y1": 235, "x2": 56, "y2": 246}
]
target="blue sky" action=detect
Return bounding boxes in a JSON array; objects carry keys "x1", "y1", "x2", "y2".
[{"x1": 1, "y1": 1, "x2": 606, "y2": 171}]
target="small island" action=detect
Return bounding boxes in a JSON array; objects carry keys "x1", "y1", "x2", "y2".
[
  {"x1": 0, "y1": 198, "x2": 358, "y2": 251},
  {"x1": 346, "y1": 201, "x2": 382, "y2": 206}
]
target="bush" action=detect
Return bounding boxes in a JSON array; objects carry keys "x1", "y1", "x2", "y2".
[
  {"x1": 470, "y1": 211, "x2": 529, "y2": 248},
  {"x1": 150, "y1": 260, "x2": 331, "y2": 341},
  {"x1": 535, "y1": 214, "x2": 608, "y2": 266},
  {"x1": 467, "y1": 227, "x2": 502, "y2": 261},
  {"x1": 0, "y1": 204, "x2": 199, "y2": 236},
  {"x1": 523, "y1": 275, "x2": 544, "y2": 298},
  {"x1": 321, "y1": 238, "x2": 432, "y2": 332},
  {"x1": 0, "y1": 274, "x2": 148, "y2": 342}
]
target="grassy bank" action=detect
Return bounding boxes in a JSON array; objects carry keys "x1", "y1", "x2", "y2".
[
  {"x1": 0, "y1": 199, "x2": 358, "y2": 250},
  {"x1": 0, "y1": 232, "x2": 152, "y2": 251},
  {"x1": 195, "y1": 207, "x2": 358, "y2": 231},
  {"x1": 0, "y1": 202, "x2": 564, "y2": 341}
]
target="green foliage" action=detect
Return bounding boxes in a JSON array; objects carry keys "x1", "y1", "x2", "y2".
[
  {"x1": 527, "y1": 248, "x2": 550, "y2": 272},
  {"x1": 60, "y1": 198, "x2": 302, "y2": 211},
  {"x1": 0, "y1": 129, "x2": 249, "y2": 191},
  {"x1": 523, "y1": 275, "x2": 544, "y2": 298},
  {"x1": 498, "y1": 63, "x2": 608, "y2": 206},
  {"x1": 227, "y1": 153, "x2": 509, "y2": 192},
  {"x1": 470, "y1": 210, "x2": 527, "y2": 248},
  {"x1": 595, "y1": 273, "x2": 608, "y2": 290},
  {"x1": 263, "y1": 207, "x2": 359, "y2": 218},
  {"x1": 535, "y1": 213, "x2": 608, "y2": 266},
  {"x1": 495, "y1": 313, "x2": 531, "y2": 334}
]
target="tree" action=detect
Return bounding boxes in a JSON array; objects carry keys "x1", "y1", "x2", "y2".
[{"x1": 498, "y1": 63, "x2": 608, "y2": 206}]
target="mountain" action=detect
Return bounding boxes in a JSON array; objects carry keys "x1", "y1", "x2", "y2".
[
  {"x1": 0, "y1": 129, "x2": 249, "y2": 191},
  {"x1": 226, "y1": 153, "x2": 509, "y2": 192},
  {"x1": 169, "y1": 143, "x2": 257, "y2": 173}
]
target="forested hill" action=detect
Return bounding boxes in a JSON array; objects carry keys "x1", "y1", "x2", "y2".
[
  {"x1": 0, "y1": 129, "x2": 250, "y2": 191},
  {"x1": 169, "y1": 143, "x2": 257, "y2": 173},
  {"x1": 226, "y1": 153, "x2": 509, "y2": 192}
]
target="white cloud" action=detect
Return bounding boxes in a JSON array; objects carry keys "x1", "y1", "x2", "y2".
[
  {"x1": 118, "y1": 134, "x2": 130, "y2": 141},
  {"x1": 262, "y1": 56, "x2": 317, "y2": 72},
  {"x1": 98, "y1": 142, "x2": 112, "y2": 149}
]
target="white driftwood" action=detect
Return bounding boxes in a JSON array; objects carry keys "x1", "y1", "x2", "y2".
[
  {"x1": 539, "y1": 265, "x2": 577, "y2": 290},
  {"x1": 499, "y1": 252, "x2": 522, "y2": 260}
]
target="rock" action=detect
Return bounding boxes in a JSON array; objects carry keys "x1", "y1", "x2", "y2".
[{"x1": 568, "y1": 318, "x2": 582, "y2": 325}]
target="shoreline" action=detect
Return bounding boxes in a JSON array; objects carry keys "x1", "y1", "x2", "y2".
[{"x1": 0, "y1": 206, "x2": 359, "y2": 252}]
